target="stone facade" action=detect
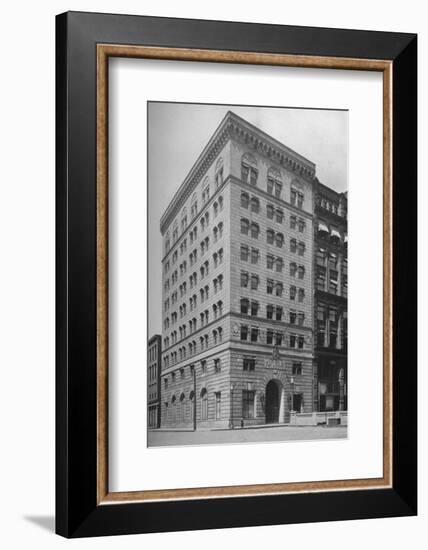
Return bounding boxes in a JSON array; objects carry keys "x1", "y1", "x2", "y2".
[{"x1": 156, "y1": 111, "x2": 342, "y2": 430}]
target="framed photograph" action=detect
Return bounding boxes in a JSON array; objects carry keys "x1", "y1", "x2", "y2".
[{"x1": 56, "y1": 11, "x2": 417, "y2": 538}]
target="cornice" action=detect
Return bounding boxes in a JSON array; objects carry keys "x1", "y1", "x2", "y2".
[{"x1": 159, "y1": 111, "x2": 317, "y2": 235}]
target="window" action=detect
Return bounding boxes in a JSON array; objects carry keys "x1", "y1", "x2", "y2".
[
  {"x1": 243, "y1": 357, "x2": 255, "y2": 371},
  {"x1": 266, "y1": 330, "x2": 273, "y2": 345},
  {"x1": 298, "y1": 241, "x2": 306, "y2": 256},
  {"x1": 274, "y1": 181, "x2": 282, "y2": 198},
  {"x1": 298, "y1": 335, "x2": 304, "y2": 349},
  {"x1": 250, "y1": 248, "x2": 259, "y2": 264},
  {"x1": 200, "y1": 388, "x2": 208, "y2": 420},
  {"x1": 240, "y1": 218, "x2": 249, "y2": 235},
  {"x1": 250, "y1": 327, "x2": 259, "y2": 342},
  {"x1": 290, "y1": 238, "x2": 297, "y2": 253},
  {"x1": 242, "y1": 390, "x2": 255, "y2": 419},
  {"x1": 266, "y1": 304, "x2": 274, "y2": 319},
  {"x1": 241, "y1": 192, "x2": 249, "y2": 209},
  {"x1": 292, "y1": 362, "x2": 303, "y2": 376},
  {"x1": 250, "y1": 223, "x2": 260, "y2": 239},
  {"x1": 275, "y1": 233, "x2": 284, "y2": 248},
  {"x1": 290, "y1": 262, "x2": 297, "y2": 277},
  {"x1": 298, "y1": 288, "x2": 305, "y2": 302},
  {"x1": 276, "y1": 209, "x2": 283, "y2": 223},
  {"x1": 298, "y1": 312, "x2": 305, "y2": 326},
  {"x1": 267, "y1": 204, "x2": 274, "y2": 219},
  {"x1": 298, "y1": 218, "x2": 306, "y2": 232},
  {"x1": 250, "y1": 301, "x2": 259, "y2": 316},
  {"x1": 298, "y1": 266, "x2": 305, "y2": 279},
  {"x1": 289, "y1": 310, "x2": 297, "y2": 324},
  {"x1": 250, "y1": 274, "x2": 259, "y2": 290},
  {"x1": 266, "y1": 229, "x2": 274, "y2": 245},
  {"x1": 240, "y1": 245, "x2": 249, "y2": 261},
  {"x1": 240, "y1": 298, "x2": 249, "y2": 315},
  {"x1": 240, "y1": 325, "x2": 248, "y2": 341},
  {"x1": 275, "y1": 332, "x2": 283, "y2": 346},
  {"x1": 297, "y1": 192, "x2": 304, "y2": 209},
  {"x1": 290, "y1": 188, "x2": 297, "y2": 206},
  {"x1": 275, "y1": 282, "x2": 283, "y2": 297},
  {"x1": 191, "y1": 193, "x2": 198, "y2": 218},
  {"x1": 289, "y1": 333, "x2": 296, "y2": 348},
  {"x1": 215, "y1": 392, "x2": 221, "y2": 419},
  {"x1": 276, "y1": 306, "x2": 283, "y2": 321},
  {"x1": 215, "y1": 157, "x2": 224, "y2": 188},
  {"x1": 290, "y1": 215, "x2": 297, "y2": 229},
  {"x1": 290, "y1": 285, "x2": 297, "y2": 300},
  {"x1": 241, "y1": 271, "x2": 249, "y2": 288},
  {"x1": 241, "y1": 153, "x2": 258, "y2": 185},
  {"x1": 267, "y1": 255, "x2": 274, "y2": 269},
  {"x1": 267, "y1": 279, "x2": 274, "y2": 294},
  {"x1": 250, "y1": 197, "x2": 260, "y2": 213},
  {"x1": 275, "y1": 258, "x2": 283, "y2": 273},
  {"x1": 214, "y1": 358, "x2": 221, "y2": 373}
]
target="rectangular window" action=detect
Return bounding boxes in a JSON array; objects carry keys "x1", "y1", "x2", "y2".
[
  {"x1": 250, "y1": 301, "x2": 259, "y2": 316},
  {"x1": 250, "y1": 327, "x2": 259, "y2": 342},
  {"x1": 275, "y1": 332, "x2": 283, "y2": 346},
  {"x1": 240, "y1": 325, "x2": 248, "y2": 341},
  {"x1": 215, "y1": 392, "x2": 221, "y2": 419},
  {"x1": 250, "y1": 248, "x2": 259, "y2": 264},
  {"x1": 240, "y1": 245, "x2": 249, "y2": 261},
  {"x1": 266, "y1": 330, "x2": 273, "y2": 345},
  {"x1": 276, "y1": 306, "x2": 283, "y2": 321},
  {"x1": 292, "y1": 362, "x2": 303, "y2": 376},
  {"x1": 242, "y1": 390, "x2": 255, "y2": 419},
  {"x1": 240, "y1": 298, "x2": 249, "y2": 315},
  {"x1": 267, "y1": 279, "x2": 274, "y2": 294},
  {"x1": 214, "y1": 358, "x2": 221, "y2": 373},
  {"x1": 243, "y1": 357, "x2": 256, "y2": 371},
  {"x1": 267, "y1": 204, "x2": 274, "y2": 219},
  {"x1": 276, "y1": 209, "x2": 283, "y2": 223},
  {"x1": 250, "y1": 274, "x2": 259, "y2": 290},
  {"x1": 241, "y1": 271, "x2": 249, "y2": 288},
  {"x1": 266, "y1": 305, "x2": 274, "y2": 319},
  {"x1": 267, "y1": 255, "x2": 274, "y2": 269},
  {"x1": 275, "y1": 282, "x2": 283, "y2": 297}
]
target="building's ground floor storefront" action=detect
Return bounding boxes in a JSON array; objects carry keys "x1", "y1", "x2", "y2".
[
  {"x1": 315, "y1": 351, "x2": 347, "y2": 412},
  {"x1": 158, "y1": 347, "x2": 314, "y2": 430}
]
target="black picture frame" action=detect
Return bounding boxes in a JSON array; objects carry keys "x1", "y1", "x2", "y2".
[{"x1": 56, "y1": 11, "x2": 417, "y2": 538}]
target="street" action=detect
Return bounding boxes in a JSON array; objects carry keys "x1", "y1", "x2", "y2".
[{"x1": 148, "y1": 424, "x2": 347, "y2": 447}]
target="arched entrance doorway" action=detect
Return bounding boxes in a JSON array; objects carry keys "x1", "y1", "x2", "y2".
[{"x1": 265, "y1": 379, "x2": 283, "y2": 423}]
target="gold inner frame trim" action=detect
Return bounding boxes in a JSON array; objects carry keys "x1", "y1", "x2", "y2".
[{"x1": 96, "y1": 44, "x2": 393, "y2": 505}]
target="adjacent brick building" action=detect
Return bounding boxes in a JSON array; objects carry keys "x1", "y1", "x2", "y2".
[
  {"x1": 313, "y1": 181, "x2": 348, "y2": 412},
  {"x1": 147, "y1": 334, "x2": 162, "y2": 428},
  {"x1": 157, "y1": 111, "x2": 320, "y2": 429}
]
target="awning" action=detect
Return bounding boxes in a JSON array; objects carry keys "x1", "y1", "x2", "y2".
[
  {"x1": 330, "y1": 229, "x2": 341, "y2": 240},
  {"x1": 318, "y1": 222, "x2": 329, "y2": 233}
]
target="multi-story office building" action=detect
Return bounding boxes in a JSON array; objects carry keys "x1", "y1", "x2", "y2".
[
  {"x1": 313, "y1": 181, "x2": 348, "y2": 412},
  {"x1": 147, "y1": 334, "x2": 162, "y2": 428},
  {"x1": 159, "y1": 111, "x2": 316, "y2": 429}
]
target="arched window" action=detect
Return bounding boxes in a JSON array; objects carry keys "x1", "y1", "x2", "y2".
[
  {"x1": 200, "y1": 388, "x2": 208, "y2": 420},
  {"x1": 241, "y1": 153, "x2": 258, "y2": 185},
  {"x1": 189, "y1": 390, "x2": 195, "y2": 421},
  {"x1": 191, "y1": 193, "x2": 198, "y2": 219},
  {"x1": 240, "y1": 218, "x2": 249, "y2": 235},
  {"x1": 202, "y1": 177, "x2": 210, "y2": 204},
  {"x1": 267, "y1": 167, "x2": 282, "y2": 198},
  {"x1": 179, "y1": 393, "x2": 185, "y2": 423},
  {"x1": 172, "y1": 220, "x2": 179, "y2": 243},
  {"x1": 181, "y1": 207, "x2": 188, "y2": 232},
  {"x1": 215, "y1": 157, "x2": 224, "y2": 188},
  {"x1": 171, "y1": 395, "x2": 177, "y2": 423}
]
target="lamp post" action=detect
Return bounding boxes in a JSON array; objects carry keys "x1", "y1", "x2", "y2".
[
  {"x1": 229, "y1": 383, "x2": 234, "y2": 429},
  {"x1": 290, "y1": 377, "x2": 295, "y2": 413}
]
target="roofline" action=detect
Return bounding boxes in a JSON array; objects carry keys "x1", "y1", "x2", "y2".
[{"x1": 159, "y1": 110, "x2": 317, "y2": 234}]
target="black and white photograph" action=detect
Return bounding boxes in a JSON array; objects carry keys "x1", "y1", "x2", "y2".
[{"x1": 147, "y1": 103, "x2": 348, "y2": 447}]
